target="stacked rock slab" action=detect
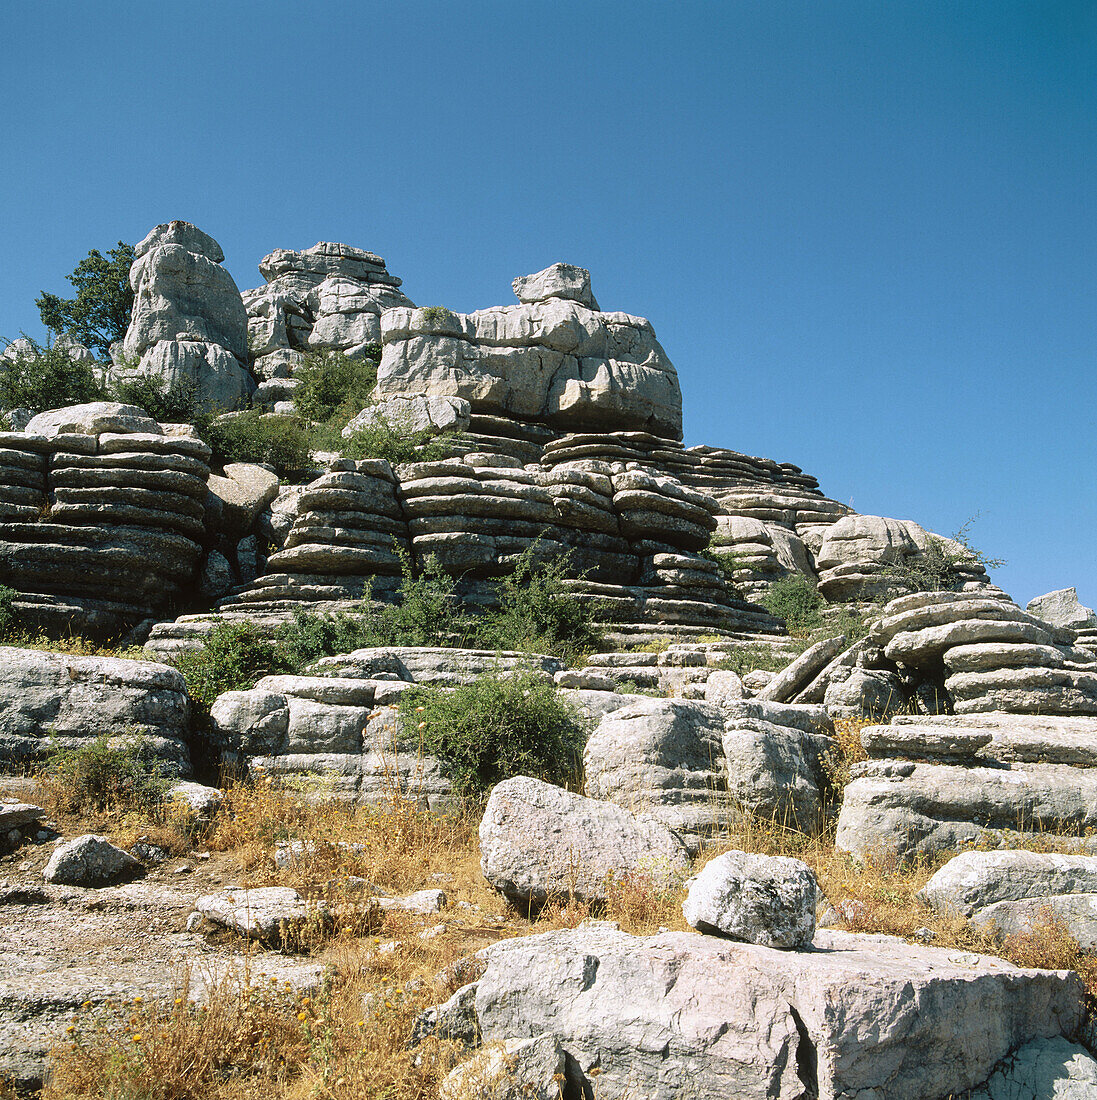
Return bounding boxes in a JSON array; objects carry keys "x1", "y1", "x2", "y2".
[
  {"x1": 0, "y1": 404, "x2": 210, "y2": 636},
  {"x1": 870, "y1": 590, "x2": 1097, "y2": 715},
  {"x1": 118, "y1": 222, "x2": 254, "y2": 413},
  {"x1": 376, "y1": 265, "x2": 683, "y2": 438},
  {"x1": 1028, "y1": 587, "x2": 1097, "y2": 652},
  {"x1": 244, "y1": 241, "x2": 413, "y2": 405},
  {"x1": 208, "y1": 647, "x2": 565, "y2": 806},
  {"x1": 836, "y1": 712, "x2": 1097, "y2": 863}
]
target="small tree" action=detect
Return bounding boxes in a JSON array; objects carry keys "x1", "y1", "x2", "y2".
[
  {"x1": 0, "y1": 337, "x2": 106, "y2": 412},
  {"x1": 37, "y1": 241, "x2": 135, "y2": 357}
]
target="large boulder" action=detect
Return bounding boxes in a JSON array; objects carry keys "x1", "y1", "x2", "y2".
[
  {"x1": 682, "y1": 850, "x2": 817, "y2": 948},
  {"x1": 1028, "y1": 588, "x2": 1097, "y2": 633},
  {"x1": 0, "y1": 646, "x2": 192, "y2": 774},
  {"x1": 119, "y1": 221, "x2": 254, "y2": 412},
  {"x1": 478, "y1": 777, "x2": 690, "y2": 906},
  {"x1": 465, "y1": 924, "x2": 1083, "y2": 1100},
  {"x1": 43, "y1": 835, "x2": 140, "y2": 886}
]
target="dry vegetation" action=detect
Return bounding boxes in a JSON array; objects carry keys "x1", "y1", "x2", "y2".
[{"x1": 28, "y1": 719, "x2": 1097, "y2": 1099}]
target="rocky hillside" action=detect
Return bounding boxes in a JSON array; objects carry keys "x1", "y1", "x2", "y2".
[{"x1": 1, "y1": 221, "x2": 1096, "y2": 1098}]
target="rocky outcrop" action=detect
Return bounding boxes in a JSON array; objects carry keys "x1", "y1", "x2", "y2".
[
  {"x1": 0, "y1": 646, "x2": 192, "y2": 774},
  {"x1": 1029, "y1": 587, "x2": 1097, "y2": 650},
  {"x1": 118, "y1": 222, "x2": 254, "y2": 412},
  {"x1": 478, "y1": 777, "x2": 690, "y2": 906},
  {"x1": 0, "y1": 408, "x2": 211, "y2": 636},
  {"x1": 376, "y1": 266, "x2": 683, "y2": 438},
  {"x1": 454, "y1": 924, "x2": 1083, "y2": 1100},
  {"x1": 245, "y1": 243, "x2": 413, "y2": 384},
  {"x1": 835, "y1": 712, "x2": 1097, "y2": 863},
  {"x1": 583, "y1": 697, "x2": 834, "y2": 840}
]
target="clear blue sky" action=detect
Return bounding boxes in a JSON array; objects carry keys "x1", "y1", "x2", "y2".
[{"x1": 2, "y1": 1, "x2": 1094, "y2": 609}]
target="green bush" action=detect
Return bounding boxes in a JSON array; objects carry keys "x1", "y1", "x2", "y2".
[
  {"x1": 418, "y1": 306, "x2": 454, "y2": 325},
  {"x1": 176, "y1": 621, "x2": 296, "y2": 710},
  {"x1": 0, "y1": 337, "x2": 106, "y2": 412},
  {"x1": 877, "y1": 522, "x2": 1005, "y2": 596},
  {"x1": 110, "y1": 369, "x2": 202, "y2": 425},
  {"x1": 479, "y1": 544, "x2": 602, "y2": 663},
  {"x1": 400, "y1": 670, "x2": 584, "y2": 799},
  {"x1": 293, "y1": 348, "x2": 380, "y2": 427},
  {"x1": 36, "y1": 731, "x2": 168, "y2": 816},
  {"x1": 340, "y1": 412, "x2": 454, "y2": 464},
  {"x1": 203, "y1": 411, "x2": 312, "y2": 476},
  {"x1": 759, "y1": 574, "x2": 825, "y2": 635}
]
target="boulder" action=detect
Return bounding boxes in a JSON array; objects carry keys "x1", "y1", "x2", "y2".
[
  {"x1": 0, "y1": 646, "x2": 192, "y2": 774},
  {"x1": 970, "y1": 894, "x2": 1097, "y2": 950},
  {"x1": 195, "y1": 886, "x2": 328, "y2": 943},
  {"x1": 756, "y1": 634, "x2": 849, "y2": 703},
  {"x1": 822, "y1": 666, "x2": 905, "y2": 719},
  {"x1": 918, "y1": 851, "x2": 1097, "y2": 918},
  {"x1": 1028, "y1": 588, "x2": 1097, "y2": 632},
  {"x1": 43, "y1": 835, "x2": 140, "y2": 886},
  {"x1": 478, "y1": 776, "x2": 689, "y2": 906},
  {"x1": 682, "y1": 850, "x2": 816, "y2": 948},
  {"x1": 512, "y1": 262, "x2": 599, "y2": 309},
  {"x1": 341, "y1": 394, "x2": 470, "y2": 438},
  {"x1": 467, "y1": 925, "x2": 1082, "y2": 1100},
  {"x1": 207, "y1": 462, "x2": 280, "y2": 533},
  {"x1": 967, "y1": 1036, "x2": 1097, "y2": 1100},
  {"x1": 24, "y1": 403, "x2": 158, "y2": 438},
  {"x1": 439, "y1": 1035, "x2": 567, "y2": 1100}
]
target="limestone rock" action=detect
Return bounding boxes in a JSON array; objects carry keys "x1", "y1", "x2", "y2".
[
  {"x1": 478, "y1": 776, "x2": 689, "y2": 906},
  {"x1": 341, "y1": 394, "x2": 470, "y2": 438},
  {"x1": 512, "y1": 262, "x2": 599, "y2": 309},
  {"x1": 967, "y1": 1036, "x2": 1097, "y2": 1100},
  {"x1": 25, "y1": 403, "x2": 158, "y2": 438},
  {"x1": 682, "y1": 850, "x2": 816, "y2": 948},
  {"x1": 440, "y1": 1035, "x2": 567, "y2": 1100},
  {"x1": 822, "y1": 666, "x2": 905, "y2": 719},
  {"x1": 918, "y1": 850, "x2": 1097, "y2": 918},
  {"x1": 468, "y1": 925, "x2": 1082, "y2": 1100},
  {"x1": 1028, "y1": 587, "x2": 1097, "y2": 632},
  {"x1": 971, "y1": 894, "x2": 1097, "y2": 950},
  {"x1": 196, "y1": 886, "x2": 327, "y2": 943},
  {"x1": 0, "y1": 646, "x2": 191, "y2": 774},
  {"x1": 43, "y1": 835, "x2": 140, "y2": 886}
]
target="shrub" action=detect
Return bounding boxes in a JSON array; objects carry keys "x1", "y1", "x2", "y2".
[
  {"x1": 401, "y1": 670, "x2": 584, "y2": 799},
  {"x1": 175, "y1": 621, "x2": 296, "y2": 710},
  {"x1": 340, "y1": 412, "x2": 453, "y2": 464},
  {"x1": 203, "y1": 411, "x2": 312, "y2": 476},
  {"x1": 0, "y1": 585, "x2": 18, "y2": 639},
  {"x1": 877, "y1": 521, "x2": 1005, "y2": 596},
  {"x1": 479, "y1": 543, "x2": 602, "y2": 663},
  {"x1": 759, "y1": 574, "x2": 825, "y2": 635},
  {"x1": 36, "y1": 732, "x2": 169, "y2": 817},
  {"x1": 418, "y1": 306, "x2": 454, "y2": 325},
  {"x1": 0, "y1": 337, "x2": 106, "y2": 412},
  {"x1": 293, "y1": 348, "x2": 380, "y2": 427},
  {"x1": 110, "y1": 369, "x2": 202, "y2": 424}
]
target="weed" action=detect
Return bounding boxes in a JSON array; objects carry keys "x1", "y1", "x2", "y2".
[
  {"x1": 340, "y1": 412, "x2": 453, "y2": 464},
  {"x1": 176, "y1": 621, "x2": 296, "y2": 710}
]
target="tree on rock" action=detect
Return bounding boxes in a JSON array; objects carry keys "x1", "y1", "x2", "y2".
[{"x1": 36, "y1": 242, "x2": 135, "y2": 357}]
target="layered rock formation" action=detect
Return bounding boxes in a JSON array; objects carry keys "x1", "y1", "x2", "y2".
[
  {"x1": 0, "y1": 403, "x2": 211, "y2": 636},
  {"x1": 376, "y1": 264, "x2": 683, "y2": 438},
  {"x1": 244, "y1": 242, "x2": 413, "y2": 406},
  {"x1": 117, "y1": 222, "x2": 254, "y2": 412}
]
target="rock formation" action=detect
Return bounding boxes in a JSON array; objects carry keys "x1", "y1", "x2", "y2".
[{"x1": 117, "y1": 222, "x2": 254, "y2": 412}]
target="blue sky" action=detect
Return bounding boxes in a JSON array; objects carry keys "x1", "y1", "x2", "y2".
[{"x1": 2, "y1": 1, "x2": 1093, "y2": 608}]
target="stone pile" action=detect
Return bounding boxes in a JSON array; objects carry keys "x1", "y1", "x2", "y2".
[
  {"x1": 245, "y1": 241, "x2": 413, "y2": 407},
  {"x1": 375, "y1": 264, "x2": 683, "y2": 438},
  {"x1": 0, "y1": 403, "x2": 211, "y2": 637},
  {"x1": 836, "y1": 712, "x2": 1097, "y2": 863},
  {"x1": 116, "y1": 222, "x2": 254, "y2": 412}
]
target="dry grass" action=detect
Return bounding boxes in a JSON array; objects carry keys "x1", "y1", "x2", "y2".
[{"x1": 40, "y1": 757, "x2": 1097, "y2": 1099}]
